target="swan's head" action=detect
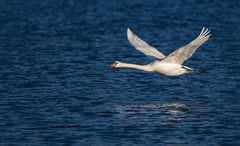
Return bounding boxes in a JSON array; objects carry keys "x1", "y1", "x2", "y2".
[{"x1": 110, "y1": 61, "x2": 121, "y2": 68}]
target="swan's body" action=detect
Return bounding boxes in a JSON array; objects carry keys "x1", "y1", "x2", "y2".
[{"x1": 111, "y1": 28, "x2": 211, "y2": 76}]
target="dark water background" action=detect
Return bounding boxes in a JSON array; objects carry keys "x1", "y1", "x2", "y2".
[{"x1": 0, "y1": 0, "x2": 240, "y2": 145}]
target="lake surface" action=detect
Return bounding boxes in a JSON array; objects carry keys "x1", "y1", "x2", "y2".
[{"x1": 0, "y1": 0, "x2": 240, "y2": 145}]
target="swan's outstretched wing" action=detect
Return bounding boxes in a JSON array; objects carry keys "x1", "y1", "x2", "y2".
[
  {"x1": 162, "y1": 27, "x2": 211, "y2": 64},
  {"x1": 127, "y1": 28, "x2": 165, "y2": 59}
]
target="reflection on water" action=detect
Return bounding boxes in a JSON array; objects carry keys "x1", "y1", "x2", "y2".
[
  {"x1": 115, "y1": 103, "x2": 188, "y2": 122},
  {"x1": 114, "y1": 103, "x2": 216, "y2": 145},
  {"x1": 116, "y1": 103, "x2": 188, "y2": 110},
  {"x1": 114, "y1": 103, "x2": 191, "y2": 145}
]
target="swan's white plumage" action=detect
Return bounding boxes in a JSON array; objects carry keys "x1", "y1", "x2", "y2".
[
  {"x1": 111, "y1": 27, "x2": 211, "y2": 76},
  {"x1": 161, "y1": 27, "x2": 211, "y2": 64},
  {"x1": 127, "y1": 28, "x2": 166, "y2": 59}
]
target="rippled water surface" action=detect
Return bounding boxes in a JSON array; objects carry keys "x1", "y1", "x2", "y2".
[{"x1": 0, "y1": 0, "x2": 240, "y2": 145}]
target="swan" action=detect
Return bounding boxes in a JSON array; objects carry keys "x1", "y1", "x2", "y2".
[{"x1": 110, "y1": 27, "x2": 211, "y2": 76}]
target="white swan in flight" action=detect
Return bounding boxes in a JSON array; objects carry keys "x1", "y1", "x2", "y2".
[{"x1": 110, "y1": 27, "x2": 211, "y2": 76}]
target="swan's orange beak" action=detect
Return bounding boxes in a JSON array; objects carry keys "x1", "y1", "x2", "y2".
[{"x1": 110, "y1": 62, "x2": 118, "y2": 68}]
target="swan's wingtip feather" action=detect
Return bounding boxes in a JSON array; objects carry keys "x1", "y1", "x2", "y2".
[
  {"x1": 127, "y1": 28, "x2": 133, "y2": 37},
  {"x1": 127, "y1": 28, "x2": 132, "y2": 33},
  {"x1": 200, "y1": 27, "x2": 205, "y2": 35},
  {"x1": 199, "y1": 27, "x2": 211, "y2": 37}
]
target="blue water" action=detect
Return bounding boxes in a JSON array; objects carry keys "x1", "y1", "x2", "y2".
[{"x1": 0, "y1": 0, "x2": 240, "y2": 145}]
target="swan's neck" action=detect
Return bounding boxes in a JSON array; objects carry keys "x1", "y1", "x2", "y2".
[{"x1": 117, "y1": 62, "x2": 153, "y2": 72}]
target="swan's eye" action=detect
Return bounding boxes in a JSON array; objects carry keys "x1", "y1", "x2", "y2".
[{"x1": 110, "y1": 62, "x2": 118, "y2": 68}]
